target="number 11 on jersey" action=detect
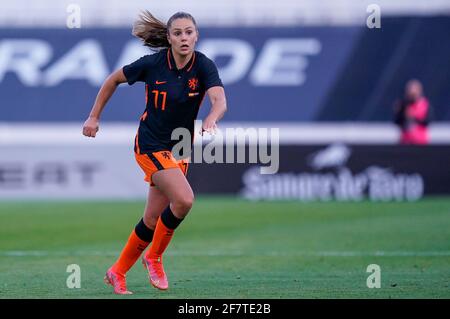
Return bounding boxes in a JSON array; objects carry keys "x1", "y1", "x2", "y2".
[{"x1": 151, "y1": 90, "x2": 167, "y2": 110}]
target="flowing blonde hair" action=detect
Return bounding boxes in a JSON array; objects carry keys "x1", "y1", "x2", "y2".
[{"x1": 132, "y1": 11, "x2": 197, "y2": 49}]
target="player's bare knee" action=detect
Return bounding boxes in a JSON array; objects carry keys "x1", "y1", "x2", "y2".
[{"x1": 173, "y1": 194, "x2": 194, "y2": 216}]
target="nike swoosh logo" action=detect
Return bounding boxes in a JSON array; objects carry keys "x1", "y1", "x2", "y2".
[{"x1": 155, "y1": 81, "x2": 167, "y2": 84}]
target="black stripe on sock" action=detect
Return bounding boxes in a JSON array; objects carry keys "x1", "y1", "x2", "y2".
[
  {"x1": 134, "y1": 218, "x2": 154, "y2": 242},
  {"x1": 160, "y1": 206, "x2": 184, "y2": 230}
]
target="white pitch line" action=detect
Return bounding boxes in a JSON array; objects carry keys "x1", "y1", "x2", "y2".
[{"x1": 1, "y1": 250, "x2": 450, "y2": 257}]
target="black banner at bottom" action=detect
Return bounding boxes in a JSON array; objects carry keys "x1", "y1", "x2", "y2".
[{"x1": 188, "y1": 144, "x2": 450, "y2": 201}]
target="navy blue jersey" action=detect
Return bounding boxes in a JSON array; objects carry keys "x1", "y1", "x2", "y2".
[{"x1": 123, "y1": 48, "x2": 223, "y2": 154}]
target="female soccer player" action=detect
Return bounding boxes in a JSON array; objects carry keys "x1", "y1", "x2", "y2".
[{"x1": 82, "y1": 11, "x2": 227, "y2": 294}]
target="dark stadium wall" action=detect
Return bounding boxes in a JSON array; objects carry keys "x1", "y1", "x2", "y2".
[
  {"x1": 0, "y1": 26, "x2": 357, "y2": 122},
  {"x1": 1, "y1": 17, "x2": 449, "y2": 123},
  {"x1": 317, "y1": 16, "x2": 450, "y2": 122}
]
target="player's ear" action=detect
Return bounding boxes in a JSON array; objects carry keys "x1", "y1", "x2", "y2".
[{"x1": 167, "y1": 30, "x2": 171, "y2": 45}]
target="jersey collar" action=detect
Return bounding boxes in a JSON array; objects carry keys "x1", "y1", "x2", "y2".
[{"x1": 166, "y1": 47, "x2": 196, "y2": 72}]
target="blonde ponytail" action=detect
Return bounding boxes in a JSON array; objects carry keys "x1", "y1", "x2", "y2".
[{"x1": 132, "y1": 10, "x2": 170, "y2": 49}]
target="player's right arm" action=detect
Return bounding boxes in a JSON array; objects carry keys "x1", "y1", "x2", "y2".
[{"x1": 82, "y1": 68, "x2": 128, "y2": 138}]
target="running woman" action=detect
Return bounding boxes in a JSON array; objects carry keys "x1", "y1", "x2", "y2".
[{"x1": 82, "y1": 11, "x2": 227, "y2": 294}]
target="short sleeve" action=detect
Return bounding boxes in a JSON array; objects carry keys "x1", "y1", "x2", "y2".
[
  {"x1": 122, "y1": 55, "x2": 152, "y2": 85},
  {"x1": 201, "y1": 57, "x2": 223, "y2": 91}
]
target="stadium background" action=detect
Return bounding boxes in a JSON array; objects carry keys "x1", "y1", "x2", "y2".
[{"x1": 0, "y1": 0, "x2": 449, "y2": 299}]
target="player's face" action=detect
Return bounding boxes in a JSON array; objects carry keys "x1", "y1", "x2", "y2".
[{"x1": 167, "y1": 18, "x2": 198, "y2": 57}]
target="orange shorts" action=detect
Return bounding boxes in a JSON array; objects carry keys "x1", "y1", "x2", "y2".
[{"x1": 135, "y1": 150, "x2": 189, "y2": 186}]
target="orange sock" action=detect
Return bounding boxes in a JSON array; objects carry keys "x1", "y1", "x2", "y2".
[
  {"x1": 111, "y1": 230, "x2": 150, "y2": 275},
  {"x1": 145, "y1": 217, "x2": 174, "y2": 260}
]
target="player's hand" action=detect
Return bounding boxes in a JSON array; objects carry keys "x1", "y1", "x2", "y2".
[
  {"x1": 82, "y1": 117, "x2": 99, "y2": 138},
  {"x1": 200, "y1": 117, "x2": 217, "y2": 136}
]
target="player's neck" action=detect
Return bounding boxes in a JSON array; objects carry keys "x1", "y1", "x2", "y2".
[{"x1": 171, "y1": 48, "x2": 193, "y2": 70}]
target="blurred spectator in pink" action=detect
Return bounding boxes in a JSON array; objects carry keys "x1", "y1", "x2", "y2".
[{"x1": 393, "y1": 79, "x2": 432, "y2": 145}]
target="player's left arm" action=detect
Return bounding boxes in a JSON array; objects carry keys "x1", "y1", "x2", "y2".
[{"x1": 202, "y1": 86, "x2": 227, "y2": 135}]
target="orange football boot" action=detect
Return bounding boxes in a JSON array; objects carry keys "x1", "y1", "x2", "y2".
[
  {"x1": 104, "y1": 268, "x2": 133, "y2": 295},
  {"x1": 142, "y1": 256, "x2": 168, "y2": 290}
]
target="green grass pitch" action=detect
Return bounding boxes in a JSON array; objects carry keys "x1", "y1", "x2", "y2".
[{"x1": 0, "y1": 197, "x2": 449, "y2": 299}]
